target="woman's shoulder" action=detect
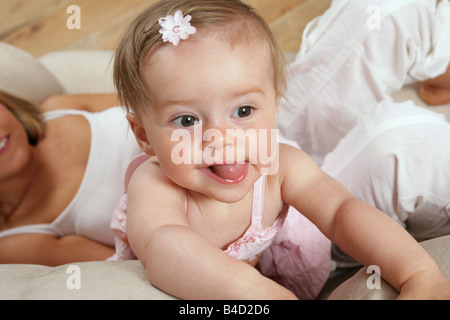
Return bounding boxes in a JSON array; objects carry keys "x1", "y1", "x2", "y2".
[{"x1": 40, "y1": 93, "x2": 119, "y2": 113}]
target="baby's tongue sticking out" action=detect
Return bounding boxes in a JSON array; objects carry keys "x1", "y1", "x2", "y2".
[{"x1": 210, "y1": 163, "x2": 248, "y2": 181}]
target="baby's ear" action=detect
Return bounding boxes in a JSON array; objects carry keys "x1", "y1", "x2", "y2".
[{"x1": 126, "y1": 112, "x2": 155, "y2": 156}]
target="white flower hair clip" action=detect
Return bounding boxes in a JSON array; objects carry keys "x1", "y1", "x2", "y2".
[{"x1": 158, "y1": 10, "x2": 197, "y2": 46}]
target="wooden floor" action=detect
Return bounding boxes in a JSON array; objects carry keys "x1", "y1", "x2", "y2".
[{"x1": 1, "y1": 0, "x2": 331, "y2": 57}]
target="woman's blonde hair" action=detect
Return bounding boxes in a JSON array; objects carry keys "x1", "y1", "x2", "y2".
[
  {"x1": 0, "y1": 89, "x2": 45, "y2": 146},
  {"x1": 114, "y1": 0, "x2": 287, "y2": 114}
]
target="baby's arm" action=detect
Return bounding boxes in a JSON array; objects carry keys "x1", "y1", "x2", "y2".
[
  {"x1": 126, "y1": 160, "x2": 296, "y2": 300},
  {"x1": 279, "y1": 144, "x2": 450, "y2": 299}
]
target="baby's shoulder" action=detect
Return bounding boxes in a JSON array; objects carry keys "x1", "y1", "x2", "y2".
[
  {"x1": 129, "y1": 157, "x2": 183, "y2": 192},
  {"x1": 263, "y1": 143, "x2": 307, "y2": 195},
  {"x1": 278, "y1": 142, "x2": 314, "y2": 168},
  {"x1": 276, "y1": 142, "x2": 322, "y2": 184},
  {"x1": 127, "y1": 158, "x2": 186, "y2": 209}
]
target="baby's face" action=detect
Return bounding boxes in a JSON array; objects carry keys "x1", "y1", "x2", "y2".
[{"x1": 136, "y1": 33, "x2": 280, "y2": 202}]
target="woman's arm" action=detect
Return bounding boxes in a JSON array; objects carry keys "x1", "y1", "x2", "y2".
[
  {"x1": 126, "y1": 160, "x2": 297, "y2": 300},
  {"x1": 279, "y1": 144, "x2": 450, "y2": 299},
  {"x1": 40, "y1": 93, "x2": 120, "y2": 113},
  {"x1": 0, "y1": 233, "x2": 115, "y2": 266}
]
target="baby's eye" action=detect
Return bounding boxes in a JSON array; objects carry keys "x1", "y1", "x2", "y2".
[
  {"x1": 171, "y1": 115, "x2": 198, "y2": 127},
  {"x1": 232, "y1": 106, "x2": 254, "y2": 118}
]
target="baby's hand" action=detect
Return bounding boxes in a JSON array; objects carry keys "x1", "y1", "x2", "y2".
[{"x1": 397, "y1": 270, "x2": 450, "y2": 300}]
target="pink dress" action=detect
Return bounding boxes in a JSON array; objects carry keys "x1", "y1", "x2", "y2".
[{"x1": 110, "y1": 153, "x2": 331, "y2": 299}]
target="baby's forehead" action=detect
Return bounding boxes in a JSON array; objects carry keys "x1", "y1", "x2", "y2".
[
  {"x1": 144, "y1": 29, "x2": 273, "y2": 82},
  {"x1": 140, "y1": 36, "x2": 275, "y2": 111},
  {"x1": 147, "y1": 34, "x2": 271, "y2": 79},
  {"x1": 149, "y1": 25, "x2": 270, "y2": 57}
]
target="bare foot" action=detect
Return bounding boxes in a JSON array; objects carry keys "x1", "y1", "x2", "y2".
[
  {"x1": 419, "y1": 84, "x2": 450, "y2": 105},
  {"x1": 419, "y1": 65, "x2": 450, "y2": 106}
]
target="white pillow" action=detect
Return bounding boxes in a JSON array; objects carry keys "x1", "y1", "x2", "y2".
[
  {"x1": 39, "y1": 50, "x2": 116, "y2": 94},
  {"x1": 328, "y1": 235, "x2": 450, "y2": 300},
  {"x1": 0, "y1": 42, "x2": 63, "y2": 105},
  {"x1": 0, "y1": 260, "x2": 176, "y2": 300}
]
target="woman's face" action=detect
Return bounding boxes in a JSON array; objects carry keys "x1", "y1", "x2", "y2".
[{"x1": 0, "y1": 102, "x2": 34, "y2": 182}]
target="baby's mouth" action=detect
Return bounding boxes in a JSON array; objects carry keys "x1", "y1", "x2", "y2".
[
  {"x1": 203, "y1": 163, "x2": 249, "y2": 184},
  {"x1": 209, "y1": 163, "x2": 247, "y2": 180}
]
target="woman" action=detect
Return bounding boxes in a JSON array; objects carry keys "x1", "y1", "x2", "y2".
[{"x1": 0, "y1": 90, "x2": 141, "y2": 266}]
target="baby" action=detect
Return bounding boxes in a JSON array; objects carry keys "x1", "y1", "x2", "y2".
[{"x1": 111, "y1": 0, "x2": 450, "y2": 299}]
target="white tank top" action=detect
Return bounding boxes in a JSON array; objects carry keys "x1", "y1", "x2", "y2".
[{"x1": 0, "y1": 107, "x2": 141, "y2": 246}]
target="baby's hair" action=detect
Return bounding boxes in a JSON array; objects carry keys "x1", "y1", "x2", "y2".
[{"x1": 114, "y1": 0, "x2": 287, "y2": 114}]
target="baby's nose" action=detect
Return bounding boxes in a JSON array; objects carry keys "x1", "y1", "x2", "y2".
[{"x1": 202, "y1": 128, "x2": 239, "y2": 164}]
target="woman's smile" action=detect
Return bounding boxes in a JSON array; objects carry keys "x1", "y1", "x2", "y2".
[{"x1": 0, "y1": 135, "x2": 11, "y2": 156}]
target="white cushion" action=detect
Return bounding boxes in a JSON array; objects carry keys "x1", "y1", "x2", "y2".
[
  {"x1": 0, "y1": 260, "x2": 175, "y2": 300},
  {"x1": 39, "y1": 50, "x2": 116, "y2": 94},
  {"x1": 0, "y1": 42, "x2": 63, "y2": 104}
]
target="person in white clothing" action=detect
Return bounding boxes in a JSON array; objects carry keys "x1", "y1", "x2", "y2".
[
  {"x1": 277, "y1": 0, "x2": 450, "y2": 267},
  {"x1": 279, "y1": 0, "x2": 450, "y2": 164},
  {"x1": 0, "y1": 90, "x2": 141, "y2": 265}
]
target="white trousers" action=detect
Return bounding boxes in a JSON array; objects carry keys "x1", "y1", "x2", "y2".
[
  {"x1": 279, "y1": 0, "x2": 450, "y2": 164},
  {"x1": 278, "y1": 0, "x2": 450, "y2": 246},
  {"x1": 322, "y1": 101, "x2": 450, "y2": 242}
]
